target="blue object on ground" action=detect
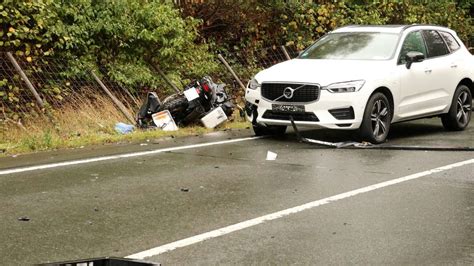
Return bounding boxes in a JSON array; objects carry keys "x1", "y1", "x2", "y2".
[{"x1": 115, "y1": 122, "x2": 135, "y2": 134}]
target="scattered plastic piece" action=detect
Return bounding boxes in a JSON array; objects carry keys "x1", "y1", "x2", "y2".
[
  {"x1": 290, "y1": 116, "x2": 474, "y2": 151},
  {"x1": 17, "y1": 216, "x2": 30, "y2": 221},
  {"x1": 180, "y1": 188, "x2": 190, "y2": 192},
  {"x1": 115, "y1": 122, "x2": 135, "y2": 134},
  {"x1": 266, "y1": 151, "x2": 277, "y2": 161}
]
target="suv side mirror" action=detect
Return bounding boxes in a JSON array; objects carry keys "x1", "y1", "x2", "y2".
[{"x1": 405, "y1": 51, "x2": 425, "y2": 69}]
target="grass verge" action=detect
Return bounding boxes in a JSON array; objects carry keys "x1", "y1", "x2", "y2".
[{"x1": 0, "y1": 94, "x2": 250, "y2": 156}]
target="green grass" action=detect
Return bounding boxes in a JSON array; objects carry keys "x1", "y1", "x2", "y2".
[
  {"x1": 0, "y1": 121, "x2": 251, "y2": 156},
  {"x1": 0, "y1": 93, "x2": 251, "y2": 156}
]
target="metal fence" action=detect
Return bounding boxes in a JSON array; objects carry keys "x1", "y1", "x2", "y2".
[
  {"x1": 0, "y1": 52, "x2": 141, "y2": 124},
  {"x1": 0, "y1": 44, "x2": 299, "y2": 127}
]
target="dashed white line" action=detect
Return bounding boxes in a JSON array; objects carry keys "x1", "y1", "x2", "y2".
[
  {"x1": 0, "y1": 136, "x2": 262, "y2": 175},
  {"x1": 126, "y1": 158, "x2": 474, "y2": 260}
]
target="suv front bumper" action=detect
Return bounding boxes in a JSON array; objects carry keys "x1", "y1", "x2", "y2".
[{"x1": 245, "y1": 88, "x2": 369, "y2": 130}]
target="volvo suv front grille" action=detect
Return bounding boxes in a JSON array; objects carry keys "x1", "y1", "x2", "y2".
[
  {"x1": 262, "y1": 110, "x2": 319, "y2": 122},
  {"x1": 261, "y1": 83, "x2": 320, "y2": 103}
]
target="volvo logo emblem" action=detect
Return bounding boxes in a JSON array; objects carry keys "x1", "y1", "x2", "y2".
[{"x1": 283, "y1": 87, "x2": 294, "y2": 99}]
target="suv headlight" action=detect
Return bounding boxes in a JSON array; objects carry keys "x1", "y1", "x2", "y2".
[
  {"x1": 248, "y1": 78, "x2": 260, "y2": 90},
  {"x1": 325, "y1": 80, "x2": 365, "y2": 93}
]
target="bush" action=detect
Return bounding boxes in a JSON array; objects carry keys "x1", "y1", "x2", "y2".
[
  {"x1": 48, "y1": 0, "x2": 218, "y2": 91},
  {"x1": 1, "y1": 1, "x2": 218, "y2": 93}
]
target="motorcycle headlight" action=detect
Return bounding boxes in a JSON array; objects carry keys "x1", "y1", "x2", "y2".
[
  {"x1": 248, "y1": 78, "x2": 261, "y2": 90},
  {"x1": 325, "y1": 80, "x2": 365, "y2": 93}
]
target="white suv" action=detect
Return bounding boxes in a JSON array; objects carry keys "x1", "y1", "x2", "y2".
[{"x1": 245, "y1": 25, "x2": 473, "y2": 143}]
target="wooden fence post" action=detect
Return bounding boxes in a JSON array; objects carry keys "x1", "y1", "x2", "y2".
[
  {"x1": 91, "y1": 71, "x2": 136, "y2": 124},
  {"x1": 149, "y1": 63, "x2": 181, "y2": 93},
  {"x1": 280, "y1": 46, "x2": 291, "y2": 60},
  {"x1": 6, "y1": 52, "x2": 45, "y2": 109},
  {"x1": 217, "y1": 54, "x2": 246, "y2": 91},
  {"x1": 118, "y1": 83, "x2": 141, "y2": 108}
]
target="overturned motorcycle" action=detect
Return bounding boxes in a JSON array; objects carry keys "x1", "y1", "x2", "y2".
[{"x1": 136, "y1": 76, "x2": 234, "y2": 129}]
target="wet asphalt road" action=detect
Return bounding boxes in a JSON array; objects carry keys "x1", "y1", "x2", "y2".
[{"x1": 0, "y1": 118, "x2": 473, "y2": 265}]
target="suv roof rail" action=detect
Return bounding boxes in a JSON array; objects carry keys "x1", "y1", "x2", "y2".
[{"x1": 402, "y1": 24, "x2": 450, "y2": 31}]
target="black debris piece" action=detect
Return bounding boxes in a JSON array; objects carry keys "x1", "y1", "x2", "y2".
[{"x1": 17, "y1": 216, "x2": 30, "y2": 222}]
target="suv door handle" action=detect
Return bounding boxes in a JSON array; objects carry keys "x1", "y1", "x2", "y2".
[
  {"x1": 424, "y1": 69, "x2": 432, "y2": 74},
  {"x1": 450, "y1": 64, "x2": 458, "y2": 68}
]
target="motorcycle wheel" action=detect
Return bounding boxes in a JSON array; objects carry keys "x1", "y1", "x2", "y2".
[{"x1": 161, "y1": 94, "x2": 189, "y2": 122}]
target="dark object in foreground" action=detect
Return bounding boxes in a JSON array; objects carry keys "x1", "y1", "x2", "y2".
[
  {"x1": 38, "y1": 257, "x2": 159, "y2": 266},
  {"x1": 290, "y1": 116, "x2": 474, "y2": 152},
  {"x1": 136, "y1": 76, "x2": 234, "y2": 128}
]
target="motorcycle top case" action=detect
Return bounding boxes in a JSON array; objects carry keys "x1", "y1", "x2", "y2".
[{"x1": 201, "y1": 107, "x2": 228, "y2": 129}]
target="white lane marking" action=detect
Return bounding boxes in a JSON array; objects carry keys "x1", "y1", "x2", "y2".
[
  {"x1": 0, "y1": 136, "x2": 262, "y2": 175},
  {"x1": 126, "y1": 158, "x2": 474, "y2": 260}
]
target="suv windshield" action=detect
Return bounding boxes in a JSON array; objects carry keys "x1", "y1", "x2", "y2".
[{"x1": 299, "y1": 32, "x2": 400, "y2": 60}]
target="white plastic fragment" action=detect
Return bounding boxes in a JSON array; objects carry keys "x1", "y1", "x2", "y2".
[{"x1": 266, "y1": 151, "x2": 277, "y2": 161}]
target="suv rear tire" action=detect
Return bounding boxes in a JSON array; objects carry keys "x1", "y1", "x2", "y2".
[{"x1": 441, "y1": 84, "x2": 472, "y2": 131}]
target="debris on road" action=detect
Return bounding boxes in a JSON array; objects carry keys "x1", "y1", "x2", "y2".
[
  {"x1": 290, "y1": 116, "x2": 474, "y2": 151},
  {"x1": 180, "y1": 188, "x2": 190, "y2": 192},
  {"x1": 266, "y1": 151, "x2": 277, "y2": 161},
  {"x1": 17, "y1": 216, "x2": 30, "y2": 222}
]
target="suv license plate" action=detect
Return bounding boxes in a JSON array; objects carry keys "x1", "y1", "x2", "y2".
[{"x1": 272, "y1": 104, "x2": 305, "y2": 113}]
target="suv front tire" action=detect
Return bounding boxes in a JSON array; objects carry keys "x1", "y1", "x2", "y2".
[
  {"x1": 359, "y1": 92, "x2": 392, "y2": 144},
  {"x1": 441, "y1": 84, "x2": 472, "y2": 131}
]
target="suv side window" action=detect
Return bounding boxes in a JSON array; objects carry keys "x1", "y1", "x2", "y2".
[
  {"x1": 422, "y1": 30, "x2": 449, "y2": 58},
  {"x1": 399, "y1": 31, "x2": 427, "y2": 64},
  {"x1": 438, "y1": 31, "x2": 460, "y2": 52}
]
